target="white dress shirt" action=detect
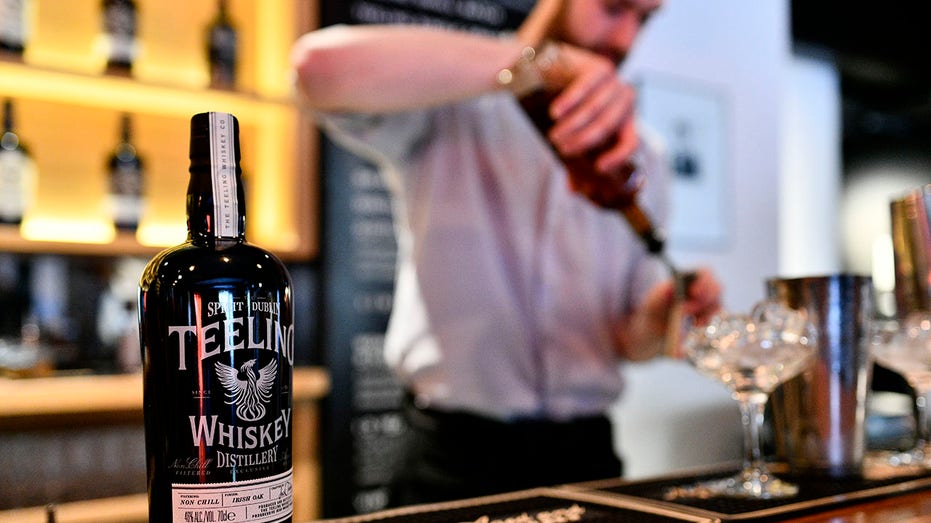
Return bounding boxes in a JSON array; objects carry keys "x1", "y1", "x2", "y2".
[{"x1": 318, "y1": 90, "x2": 670, "y2": 421}]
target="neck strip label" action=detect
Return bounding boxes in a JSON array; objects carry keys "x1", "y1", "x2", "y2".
[{"x1": 209, "y1": 112, "x2": 239, "y2": 239}]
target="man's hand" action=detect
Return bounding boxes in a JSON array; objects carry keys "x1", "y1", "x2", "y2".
[
  {"x1": 541, "y1": 43, "x2": 642, "y2": 209},
  {"x1": 614, "y1": 268, "x2": 723, "y2": 361}
]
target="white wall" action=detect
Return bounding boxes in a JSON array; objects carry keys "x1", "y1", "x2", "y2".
[
  {"x1": 780, "y1": 51, "x2": 843, "y2": 276},
  {"x1": 611, "y1": 0, "x2": 800, "y2": 479},
  {"x1": 625, "y1": 0, "x2": 789, "y2": 311}
]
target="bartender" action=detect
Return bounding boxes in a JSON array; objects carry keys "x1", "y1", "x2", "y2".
[{"x1": 290, "y1": 0, "x2": 722, "y2": 507}]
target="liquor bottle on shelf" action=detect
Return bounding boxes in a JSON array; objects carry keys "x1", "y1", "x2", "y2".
[
  {"x1": 0, "y1": 98, "x2": 36, "y2": 225},
  {"x1": 0, "y1": 0, "x2": 29, "y2": 57},
  {"x1": 207, "y1": 0, "x2": 237, "y2": 89},
  {"x1": 107, "y1": 113, "x2": 144, "y2": 230},
  {"x1": 0, "y1": 253, "x2": 28, "y2": 342},
  {"x1": 101, "y1": 0, "x2": 137, "y2": 75},
  {"x1": 138, "y1": 112, "x2": 295, "y2": 523}
]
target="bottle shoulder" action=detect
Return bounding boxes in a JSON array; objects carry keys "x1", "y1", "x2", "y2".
[
  {"x1": 1, "y1": 131, "x2": 28, "y2": 154},
  {"x1": 139, "y1": 241, "x2": 290, "y2": 292},
  {"x1": 111, "y1": 143, "x2": 140, "y2": 164}
]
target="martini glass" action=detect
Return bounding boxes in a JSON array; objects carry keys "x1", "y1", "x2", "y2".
[
  {"x1": 665, "y1": 300, "x2": 818, "y2": 499},
  {"x1": 871, "y1": 312, "x2": 931, "y2": 469}
]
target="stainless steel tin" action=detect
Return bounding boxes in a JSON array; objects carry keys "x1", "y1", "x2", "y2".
[{"x1": 767, "y1": 274, "x2": 874, "y2": 477}]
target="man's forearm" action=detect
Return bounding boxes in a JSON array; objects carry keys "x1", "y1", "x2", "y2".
[{"x1": 290, "y1": 24, "x2": 525, "y2": 113}]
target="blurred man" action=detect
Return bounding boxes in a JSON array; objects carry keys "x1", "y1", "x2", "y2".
[{"x1": 291, "y1": 0, "x2": 721, "y2": 506}]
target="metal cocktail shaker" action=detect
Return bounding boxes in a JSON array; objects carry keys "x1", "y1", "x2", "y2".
[{"x1": 766, "y1": 274, "x2": 874, "y2": 478}]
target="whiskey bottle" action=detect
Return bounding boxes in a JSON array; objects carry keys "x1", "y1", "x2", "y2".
[
  {"x1": 207, "y1": 0, "x2": 237, "y2": 89},
  {"x1": 101, "y1": 0, "x2": 137, "y2": 75},
  {"x1": 138, "y1": 112, "x2": 295, "y2": 523},
  {"x1": 520, "y1": 88, "x2": 665, "y2": 254},
  {"x1": 107, "y1": 113, "x2": 144, "y2": 230},
  {"x1": 0, "y1": 99, "x2": 36, "y2": 225},
  {"x1": 0, "y1": 0, "x2": 28, "y2": 56}
]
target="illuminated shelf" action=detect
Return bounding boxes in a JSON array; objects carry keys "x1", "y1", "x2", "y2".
[
  {"x1": 0, "y1": 225, "x2": 158, "y2": 257},
  {"x1": 0, "y1": 223, "x2": 311, "y2": 261},
  {"x1": 0, "y1": 0, "x2": 319, "y2": 261},
  {"x1": 0, "y1": 59, "x2": 293, "y2": 120}
]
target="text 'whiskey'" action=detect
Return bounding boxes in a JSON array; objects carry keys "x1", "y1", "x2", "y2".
[{"x1": 138, "y1": 112, "x2": 294, "y2": 523}]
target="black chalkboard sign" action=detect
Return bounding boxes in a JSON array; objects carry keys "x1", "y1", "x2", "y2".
[
  {"x1": 315, "y1": 0, "x2": 533, "y2": 517},
  {"x1": 322, "y1": 0, "x2": 534, "y2": 32}
]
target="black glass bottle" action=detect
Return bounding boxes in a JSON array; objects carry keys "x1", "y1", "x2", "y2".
[
  {"x1": 139, "y1": 112, "x2": 294, "y2": 523},
  {"x1": 0, "y1": 98, "x2": 35, "y2": 225},
  {"x1": 107, "y1": 113, "x2": 144, "y2": 230},
  {"x1": 520, "y1": 89, "x2": 665, "y2": 254},
  {"x1": 102, "y1": 0, "x2": 137, "y2": 75},
  {"x1": 207, "y1": 0, "x2": 237, "y2": 89},
  {"x1": 0, "y1": 0, "x2": 28, "y2": 56}
]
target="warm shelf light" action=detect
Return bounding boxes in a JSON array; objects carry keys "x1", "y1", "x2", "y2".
[
  {"x1": 136, "y1": 222, "x2": 186, "y2": 248},
  {"x1": 0, "y1": 62, "x2": 293, "y2": 121},
  {"x1": 20, "y1": 217, "x2": 116, "y2": 244}
]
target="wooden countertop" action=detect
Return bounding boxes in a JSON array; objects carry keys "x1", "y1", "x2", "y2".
[
  {"x1": 299, "y1": 468, "x2": 931, "y2": 523},
  {"x1": 789, "y1": 488, "x2": 931, "y2": 522},
  {"x1": 0, "y1": 366, "x2": 329, "y2": 430}
]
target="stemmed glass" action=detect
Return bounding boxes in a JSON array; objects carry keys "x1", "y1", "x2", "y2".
[
  {"x1": 871, "y1": 312, "x2": 931, "y2": 469},
  {"x1": 665, "y1": 300, "x2": 818, "y2": 499}
]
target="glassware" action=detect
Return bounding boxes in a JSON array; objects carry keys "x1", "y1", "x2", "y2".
[
  {"x1": 665, "y1": 300, "x2": 818, "y2": 499},
  {"x1": 871, "y1": 312, "x2": 931, "y2": 469}
]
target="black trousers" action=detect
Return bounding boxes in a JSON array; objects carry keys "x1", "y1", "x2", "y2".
[{"x1": 388, "y1": 394, "x2": 623, "y2": 507}]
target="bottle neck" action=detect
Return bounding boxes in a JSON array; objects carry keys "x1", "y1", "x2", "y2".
[
  {"x1": 518, "y1": 89, "x2": 556, "y2": 136},
  {"x1": 1, "y1": 100, "x2": 20, "y2": 151},
  {"x1": 114, "y1": 114, "x2": 136, "y2": 160},
  {"x1": 187, "y1": 112, "x2": 245, "y2": 245},
  {"x1": 120, "y1": 113, "x2": 132, "y2": 143},
  {"x1": 3, "y1": 100, "x2": 13, "y2": 133}
]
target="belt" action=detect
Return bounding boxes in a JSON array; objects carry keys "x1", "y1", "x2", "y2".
[{"x1": 401, "y1": 392, "x2": 612, "y2": 446}]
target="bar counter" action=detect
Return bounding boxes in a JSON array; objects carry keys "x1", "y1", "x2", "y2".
[
  {"x1": 791, "y1": 489, "x2": 931, "y2": 522},
  {"x1": 308, "y1": 464, "x2": 931, "y2": 523},
  {"x1": 4, "y1": 368, "x2": 930, "y2": 522}
]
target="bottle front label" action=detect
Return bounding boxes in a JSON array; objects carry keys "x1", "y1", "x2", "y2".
[
  {"x1": 172, "y1": 469, "x2": 293, "y2": 522},
  {"x1": 0, "y1": 148, "x2": 35, "y2": 221},
  {"x1": 162, "y1": 293, "x2": 294, "y2": 523},
  {"x1": 0, "y1": 0, "x2": 27, "y2": 46},
  {"x1": 104, "y1": 2, "x2": 137, "y2": 63},
  {"x1": 110, "y1": 163, "x2": 143, "y2": 226}
]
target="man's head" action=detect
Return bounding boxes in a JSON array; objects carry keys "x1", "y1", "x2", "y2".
[{"x1": 522, "y1": 0, "x2": 663, "y2": 66}]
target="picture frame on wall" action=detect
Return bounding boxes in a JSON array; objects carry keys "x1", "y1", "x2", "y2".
[{"x1": 636, "y1": 72, "x2": 731, "y2": 249}]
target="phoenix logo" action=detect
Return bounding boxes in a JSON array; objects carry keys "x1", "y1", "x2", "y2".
[{"x1": 215, "y1": 358, "x2": 278, "y2": 422}]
